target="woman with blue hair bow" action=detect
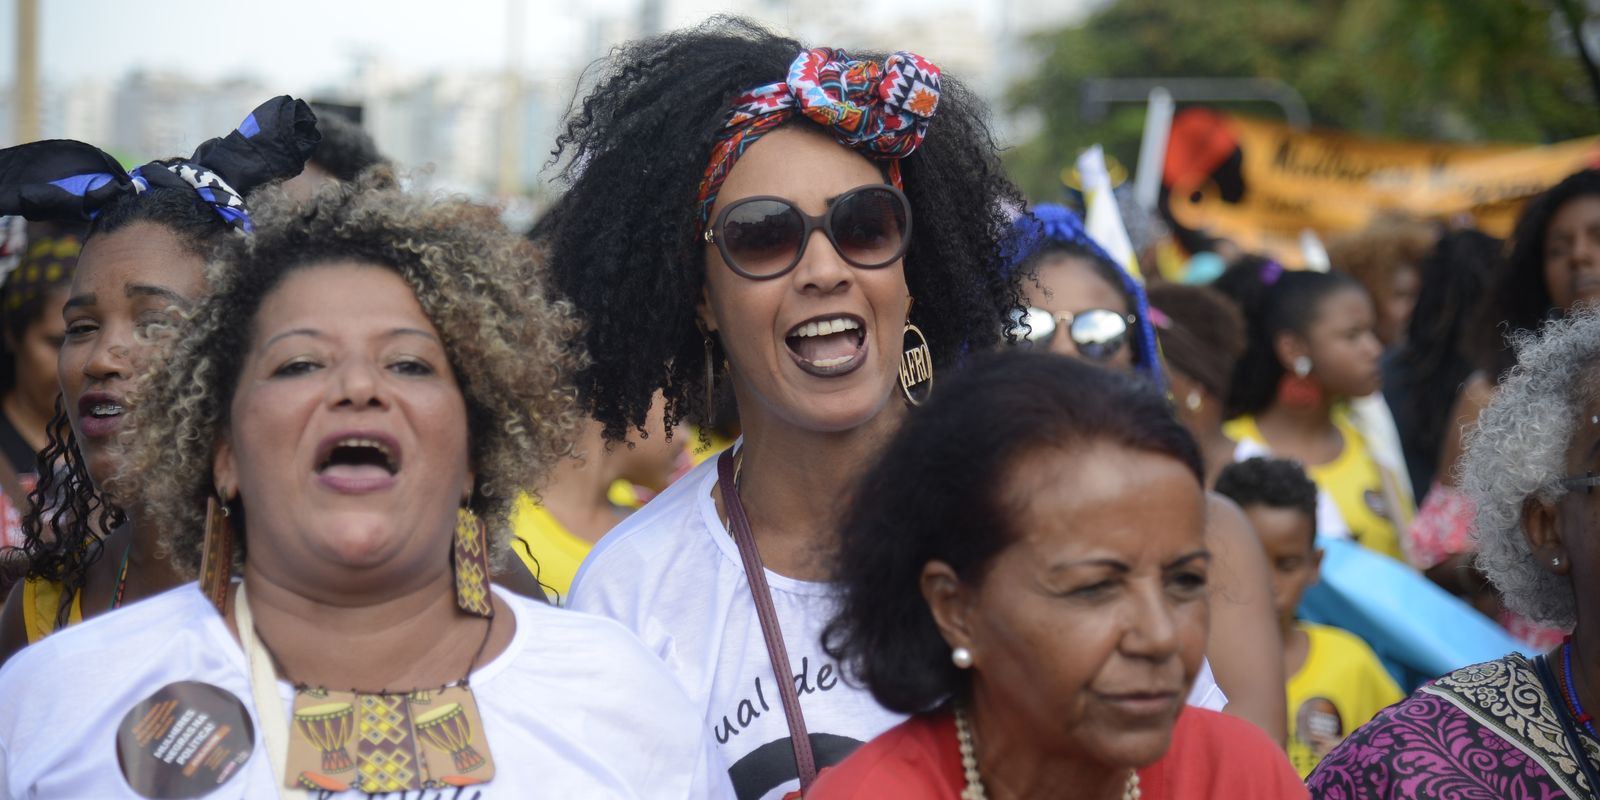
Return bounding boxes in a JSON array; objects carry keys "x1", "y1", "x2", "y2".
[
  {"x1": 0, "y1": 96, "x2": 319, "y2": 662},
  {"x1": 1006, "y1": 203, "x2": 1164, "y2": 380},
  {"x1": 1007, "y1": 203, "x2": 1289, "y2": 745}
]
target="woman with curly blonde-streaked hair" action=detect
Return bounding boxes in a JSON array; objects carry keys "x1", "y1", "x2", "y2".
[
  {"x1": 1308, "y1": 309, "x2": 1600, "y2": 798},
  {"x1": 0, "y1": 173, "x2": 734, "y2": 798}
]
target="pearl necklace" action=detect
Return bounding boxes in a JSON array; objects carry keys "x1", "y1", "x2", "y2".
[{"x1": 955, "y1": 706, "x2": 1140, "y2": 800}]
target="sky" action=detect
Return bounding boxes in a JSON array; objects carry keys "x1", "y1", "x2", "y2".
[
  {"x1": 0, "y1": 0, "x2": 1042, "y2": 92},
  {"x1": 0, "y1": 0, "x2": 628, "y2": 91}
]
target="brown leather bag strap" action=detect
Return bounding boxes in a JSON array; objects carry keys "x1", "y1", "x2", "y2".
[{"x1": 717, "y1": 449, "x2": 818, "y2": 792}]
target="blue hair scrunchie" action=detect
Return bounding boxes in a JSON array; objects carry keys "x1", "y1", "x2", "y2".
[{"x1": 1006, "y1": 203, "x2": 1166, "y2": 390}]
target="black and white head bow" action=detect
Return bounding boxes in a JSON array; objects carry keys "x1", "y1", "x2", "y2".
[{"x1": 0, "y1": 95, "x2": 320, "y2": 234}]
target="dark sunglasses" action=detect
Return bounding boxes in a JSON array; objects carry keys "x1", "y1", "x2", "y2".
[
  {"x1": 1007, "y1": 306, "x2": 1137, "y2": 361},
  {"x1": 703, "y1": 184, "x2": 913, "y2": 280}
]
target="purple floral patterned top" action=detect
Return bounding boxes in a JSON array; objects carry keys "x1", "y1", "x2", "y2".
[{"x1": 1307, "y1": 654, "x2": 1600, "y2": 799}]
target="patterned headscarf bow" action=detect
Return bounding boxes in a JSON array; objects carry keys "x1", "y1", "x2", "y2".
[
  {"x1": 696, "y1": 47, "x2": 942, "y2": 230},
  {"x1": 0, "y1": 96, "x2": 320, "y2": 234}
]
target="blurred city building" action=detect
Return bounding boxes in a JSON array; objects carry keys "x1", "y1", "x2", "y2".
[{"x1": 1, "y1": 0, "x2": 1099, "y2": 210}]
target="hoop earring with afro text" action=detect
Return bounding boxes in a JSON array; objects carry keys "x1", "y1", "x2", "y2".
[{"x1": 899, "y1": 299, "x2": 933, "y2": 406}]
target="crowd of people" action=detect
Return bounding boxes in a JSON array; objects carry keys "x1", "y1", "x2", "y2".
[{"x1": 0, "y1": 16, "x2": 1595, "y2": 799}]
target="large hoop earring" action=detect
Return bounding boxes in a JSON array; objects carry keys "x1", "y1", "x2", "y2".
[
  {"x1": 454, "y1": 508, "x2": 493, "y2": 618},
  {"x1": 199, "y1": 490, "x2": 235, "y2": 613},
  {"x1": 899, "y1": 313, "x2": 934, "y2": 407}
]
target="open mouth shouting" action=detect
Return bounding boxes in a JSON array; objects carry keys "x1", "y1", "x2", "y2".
[
  {"x1": 77, "y1": 391, "x2": 128, "y2": 439},
  {"x1": 314, "y1": 431, "x2": 402, "y2": 494},
  {"x1": 784, "y1": 314, "x2": 867, "y2": 377}
]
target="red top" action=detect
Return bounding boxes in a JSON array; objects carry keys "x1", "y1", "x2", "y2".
[{"x1": 807, "y1": 706, "x2": 1308, "y2": 799}]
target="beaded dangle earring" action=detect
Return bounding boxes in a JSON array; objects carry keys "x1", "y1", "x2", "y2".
[
  {"x1": 1277, "y1": 355, "x2": 1323, "y2": 407},
  {"x1": 198, "y1": 489, "x2": 235, "y2": 613},
  {"x1": 453, "y1": 507, "x2": 493, "y2": 617}
]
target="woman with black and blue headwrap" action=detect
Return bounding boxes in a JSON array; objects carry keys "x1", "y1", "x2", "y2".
[
  {"x1": 0, "y1": 96, "x2": 319, "y2": 663},
  {"x1": 1006, "y1": 204, "x2": 1289, "y2": 746}
]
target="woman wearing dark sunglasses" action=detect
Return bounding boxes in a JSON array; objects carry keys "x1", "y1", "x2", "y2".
[
  {"x1": 541, "y1": 18, "x2": 1024, "y2": 800},
  {"x1": 1008, "y1": 204, "x2": 1154, "y2": 372}
]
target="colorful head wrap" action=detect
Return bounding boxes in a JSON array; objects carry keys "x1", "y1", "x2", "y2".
[
  {"x1": 1006, "y1": 203, "x2": 1166, "y2": 389},
  {"x1": 0, "y1": 96, "x2": 320, "y2": 235},
  {"x1": 696, "y1": 47, "x2": 941, "y2": 230}
]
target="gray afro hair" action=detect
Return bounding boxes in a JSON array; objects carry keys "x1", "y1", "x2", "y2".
[{"x1": 1463, "y1": 308, "x2": 1600, "y2": 630}]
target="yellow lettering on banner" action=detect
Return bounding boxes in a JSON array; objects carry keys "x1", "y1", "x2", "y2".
[{"x1": 1165, "y1": 112, "x2": 1600, "y2": 267}]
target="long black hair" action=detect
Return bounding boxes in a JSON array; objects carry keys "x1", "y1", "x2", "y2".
[
  {"x1": 822, "y1": 350, "x2": 1202, "y2": 713},
  {"x1": 1472, "y1": 169, "x2": 1600, "y2": 380},
  {"x1": 1387, "y1": 229, "x2": 1500, "y2": 491},
  {"x1": 1213, "y1": 256, "x2": 1365, "y2": 418},
  {"x1": 543, "y1": 16, "x2": 1025, "y2": 441}
]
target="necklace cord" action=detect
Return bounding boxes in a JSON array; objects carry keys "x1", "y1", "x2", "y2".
[
  {"x1": 236, "y1": 581, "x2": 499, "y2": 798},
  {"x1": 955, "y1": 705, "x2": 1139, "y2": 800},
  {"x1": 1564, "y1": 640, "x2": 1599, "y2": 737},
  {"x1": 250, "y1": 590, "x2": 494, "y2": 694}
]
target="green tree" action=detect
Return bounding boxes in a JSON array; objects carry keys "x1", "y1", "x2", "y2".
[{"x1": 1008, "y1": 0, "x2": 1597, "y2": 201}]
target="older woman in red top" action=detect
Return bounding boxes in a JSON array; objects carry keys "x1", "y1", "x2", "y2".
[{"x1": 815, "y1": 351, "x2": 1305, "y2": 799}]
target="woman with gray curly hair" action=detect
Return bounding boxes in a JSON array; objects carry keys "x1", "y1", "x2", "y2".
[
  {"x1": 0, "y1": 176, "x2": 733, "y2": 797},
  {"x1": 1308, "y1": 309, "x2": 1600, "y2": 798}
]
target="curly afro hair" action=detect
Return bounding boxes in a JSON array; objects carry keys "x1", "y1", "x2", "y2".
[
  {"x1": 1462, "y1": 309, "x2": 1600, "y2": 629},
  {"x1": 1214, "y1": 456, "x2": 1319, "y2": 545},
  {"x1": 543, "y1": 16, "x2": 1026, "y2": 441},
  {"x1": 114, "y1": 170, "x2": 584, "y2": 574}
]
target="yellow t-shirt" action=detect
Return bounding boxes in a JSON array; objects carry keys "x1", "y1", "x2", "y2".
[
  {"x1": 509, "y1": 494, "x2": 594, "y2": 604},
  {"x1": 1225, "y1": 411, "x2": 1411, "y2": 561},
  {"x1": 1286, "y1": 622, "x2": 1404, "y2": 777},
  {"x1": 21, "y1": 577, "x2": 81, "y2": 644}
]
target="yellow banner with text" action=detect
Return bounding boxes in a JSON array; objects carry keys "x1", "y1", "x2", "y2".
[{"x1": 1161, "y1": 109, "x2": 1600, "y2": 266}]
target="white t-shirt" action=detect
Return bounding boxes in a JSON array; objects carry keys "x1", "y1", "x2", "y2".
[
  {"x1": 0, "y1": 584, "x2": 733, "y2": 799},
  {"x1": 569, "y1": 456, "x2": 905, "y2": 800}
]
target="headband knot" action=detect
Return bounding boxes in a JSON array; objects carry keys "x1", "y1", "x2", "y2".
[
  {"x1": 0, "y1": 96, "x2": 319, "y2": 235},
  {"x1": 781, "y1": 48, "x2": 940, "y2": 157},
  {"x1": 697, "y1": 48, "x2": 941, "y2": 230}
]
